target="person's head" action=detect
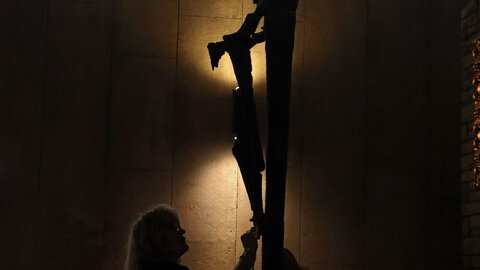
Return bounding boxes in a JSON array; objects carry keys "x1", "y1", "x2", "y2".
[{"x1": 125, "y1": 204, "x2": 189, "y2": 270}]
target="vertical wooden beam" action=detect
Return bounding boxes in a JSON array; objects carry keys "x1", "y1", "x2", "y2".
[{"x1": 263, "y1": 0, "x2": 298, "y2": 269}]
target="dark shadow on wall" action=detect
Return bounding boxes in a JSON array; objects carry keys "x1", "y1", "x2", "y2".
[{"x1": 0, "y1": 0, "x2": 462, "y2": 270}]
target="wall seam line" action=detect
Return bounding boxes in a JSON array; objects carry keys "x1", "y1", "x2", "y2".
[
  {"x1": 38, "y1": 0, "x2": 50, "y2": 200},
  {"x1": 171, "y1": 0, "x2": 181, "y2": 208},
  {"x1": 101, "y1": 0, "x2": 117, "y2": 268},
  {"x1": 298, "y1": 0, "x2": 306, "y2": 264},
  {"x1": 363, "y1": 0, "x2": 369, "y2": 269},
  {"x1": 427, "y1": 0, "x2": 433, "y2": 269}
]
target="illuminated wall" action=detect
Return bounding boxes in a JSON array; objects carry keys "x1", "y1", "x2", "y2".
[{"x1": 0, "y1": 0, "x2": 461, "y2": 270}]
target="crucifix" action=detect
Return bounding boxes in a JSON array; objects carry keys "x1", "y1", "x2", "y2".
[{"x1": 208, "y1": 0, "x2": 298, "y2": 269}]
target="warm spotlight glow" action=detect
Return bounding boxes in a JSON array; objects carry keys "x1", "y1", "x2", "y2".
[{"x1": 192, "y1": 40, "x2": 266, "y2": 98}]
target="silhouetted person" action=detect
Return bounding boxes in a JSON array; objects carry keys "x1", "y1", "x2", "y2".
[
  {"x1": 125, "y1": 204, "x2": 258, "y2": 270},
  {"x1": 283, "y1": 248, "x2": 308, "y2": 270}
]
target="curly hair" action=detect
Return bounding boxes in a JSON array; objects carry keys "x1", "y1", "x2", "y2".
[{"x1": 125, "y1": 204, "x2": 179, "y2": 270}]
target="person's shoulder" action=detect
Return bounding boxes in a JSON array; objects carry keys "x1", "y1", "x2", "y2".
[
  {"x1": 176, "y1": 265, "x2": 189, "y2": 270},
  {"x1": 165, "y1": 263, "x2": 189, "y2": 270}
]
